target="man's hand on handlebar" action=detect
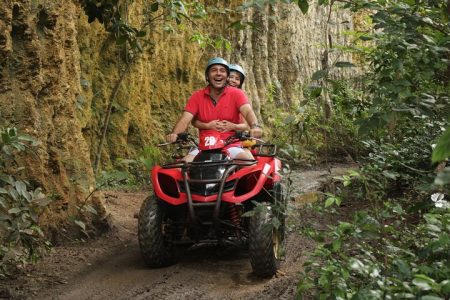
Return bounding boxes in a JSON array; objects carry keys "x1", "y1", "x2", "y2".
[
  {"x1": 166, "y1": 133, "x2": 178, "y2": 143},
  {"x1": 165, "y1": 132, "x2": 191, "y2": 144}
]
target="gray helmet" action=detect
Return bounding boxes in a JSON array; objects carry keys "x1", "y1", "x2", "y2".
[
  {"x1": 229, "y1": 64, "x2": 246, "y2": 88},
  {"x1": 205, "y1": 57, "x2": 230, "y2": 82}
]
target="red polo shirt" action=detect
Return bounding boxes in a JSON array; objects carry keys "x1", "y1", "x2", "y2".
[{"x1": 184, "y1": 85, "x2": 249, "y2": 141}]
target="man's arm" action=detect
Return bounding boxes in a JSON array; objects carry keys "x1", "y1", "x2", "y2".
[
  {"x1": 166, "y1": 111, "x2": 194, "y2": 142},
  {"x1": 240, "y1": 104, "x2": 262, "y2": 138}
]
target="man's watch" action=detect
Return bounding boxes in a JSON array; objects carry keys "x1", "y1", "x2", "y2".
[{"x1": 250, "y1": 123, "x2": 262, "y2": 129}]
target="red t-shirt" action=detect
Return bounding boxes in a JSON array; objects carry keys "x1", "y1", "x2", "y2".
[{"x1": 184, "y1": 85, "x2": 249, "y2": 141}]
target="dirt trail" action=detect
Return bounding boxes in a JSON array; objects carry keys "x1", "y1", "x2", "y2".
[{"x1": 2, "y1": 164, "x2": 354, "y2": 300}]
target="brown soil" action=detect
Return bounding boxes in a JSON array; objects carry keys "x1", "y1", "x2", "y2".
[{"x1": 0, "y1": 164, "x2": 356, "y2": 300}]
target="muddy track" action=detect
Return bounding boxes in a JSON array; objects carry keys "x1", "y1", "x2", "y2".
[{"x1": 2, "y1": 164, "x2": 354, "y2": 300}]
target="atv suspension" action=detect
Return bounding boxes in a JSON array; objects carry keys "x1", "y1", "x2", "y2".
[{"x1": 228, "y1": 204, "x2": 241, "y2": 238}]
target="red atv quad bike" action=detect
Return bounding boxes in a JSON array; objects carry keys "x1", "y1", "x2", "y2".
[{"x1": 138, "y1": 131, "x2": 286, "y2": 278}]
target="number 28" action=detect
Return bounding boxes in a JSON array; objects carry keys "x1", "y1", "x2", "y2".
[{"x1": 204, "y1": 136, "x2": 217, "y2": 146}]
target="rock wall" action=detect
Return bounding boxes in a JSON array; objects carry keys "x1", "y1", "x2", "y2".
[
  {"x1": 233, "y1": 3, "x2": 352, "y2": 112},
  {"x1": 0, "y1": 0, "x2": 353, "y2": 229},
  {"x1": 0, "y1": 0, "x2": 98, "y2": 228}
]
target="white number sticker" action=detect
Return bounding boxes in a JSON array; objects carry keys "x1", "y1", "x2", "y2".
[{"x1": 204, "y1": 136, "x2": 217, "y2": 146}]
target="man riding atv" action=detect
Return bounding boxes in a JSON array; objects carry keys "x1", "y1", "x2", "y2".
[
  {"x1": 139, "y1": 58, "x2": 285, "y2": 278},
  {"x1": 165, "y1": 57, "x2": 262, "y2": 161}
]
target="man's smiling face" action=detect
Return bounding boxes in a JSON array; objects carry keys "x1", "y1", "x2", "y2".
[{"x1": 207, "y1": 64, "x2": 228, "y2": 90}]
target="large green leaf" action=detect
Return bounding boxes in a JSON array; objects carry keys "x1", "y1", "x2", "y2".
[
  {"x1": 14, "y1": 180, "x2": 27, "y2": 198},
  {"x1": 296, "y1": 0, "x2": 309, "y2": 14},
  {"x1": 149, "y1": 2, "x2": 159, "y2": 12},
  {"x1": 432, "y1": 126, "x2": 450, "y2": 162},
  {"x1": 412, "y1": 274, "x2": 436, "y2": 291},
  {"x1": 312, "y1": 70, "x2": 327, "y2": 81}
]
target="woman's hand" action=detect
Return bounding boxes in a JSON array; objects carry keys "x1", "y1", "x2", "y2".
[
  {"x1": 216, "y1": 120, "x2": 236, "y2": 132},
  {"x1": 204, "y1": 120, "x2": 221, "y2": 131}
]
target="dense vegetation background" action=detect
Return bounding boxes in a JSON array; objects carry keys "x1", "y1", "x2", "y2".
[{"x1": 0, "y1": 0, "x2": 449, "y2": 298}]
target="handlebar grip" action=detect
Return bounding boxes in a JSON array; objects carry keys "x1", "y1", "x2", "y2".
[
  {"x1": 241, "y1": 131, "x2": 251, "y2": 139},
  {"x1": 177, "y1": 132, "x2": 189, "y2": 142},
  {"x1": 234, "y1": 130, "x2": 250, "y2": 139}
]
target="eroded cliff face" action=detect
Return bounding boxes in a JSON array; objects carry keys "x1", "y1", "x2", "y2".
[
  {"x1": 0, "y1": 1, "x2": 101, "y2": 230},
  {"x1": 0, "y1": 0, "x2": 352, "y2": 229}
]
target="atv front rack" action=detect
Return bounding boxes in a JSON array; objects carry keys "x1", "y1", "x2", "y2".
[{"x1": 161, "y1": 159, "x2": 256, "y2": 228}]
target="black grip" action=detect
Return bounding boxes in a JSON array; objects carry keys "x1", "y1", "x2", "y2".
[
  {"x1": 235, "y1": 131, "x2": 250, "y2": 139},
  {"x1": 177, "y1": 132, "x2": 189, "y2": 142}
]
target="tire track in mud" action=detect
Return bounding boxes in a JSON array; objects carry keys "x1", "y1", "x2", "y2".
[{"x1": 6, "y1": 164, "x2": 355, "y2": 300}]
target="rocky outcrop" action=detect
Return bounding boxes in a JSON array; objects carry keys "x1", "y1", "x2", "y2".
[
  {"x1": 0, "y1": 1, "x2": 97, "y2": 228},
  {"x1": 233, "y1": 3, "x2": 352, "y2": 113}
]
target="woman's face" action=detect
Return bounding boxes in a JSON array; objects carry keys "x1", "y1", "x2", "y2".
[{"x1": 228, "y1": 71, "x2": 241, "y2": 88}]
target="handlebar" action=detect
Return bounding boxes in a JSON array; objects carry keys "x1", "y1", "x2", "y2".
[
  {"x1": 158, "y1": 133, "x2": 198, "y2": 147},
  {"x1": 225, "y1": 130, "x2": 266, "y2": 146}
]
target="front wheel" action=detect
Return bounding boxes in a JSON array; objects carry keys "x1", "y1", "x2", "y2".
[
  {"x1": 248, "y1": 202, "x2": 283, "y2": 278},
  {"x1": 138, "y1": 196, "x2": 175, "y2": 267}
]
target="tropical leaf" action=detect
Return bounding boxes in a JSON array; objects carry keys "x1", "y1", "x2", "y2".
[
  {"x1": 312, "y1": 70, "x2": 327, "y2": 81},
  {"x1": 296, "y1": 0, "x2": 309, "y2": 14},
  {"x1": 432, "y1": 126, "x2": 450, "y2": 162}
]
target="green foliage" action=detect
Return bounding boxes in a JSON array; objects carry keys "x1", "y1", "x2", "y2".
[
  {"x1": 148, "y1": 0, "x2": 207, "y2": 24},
  {"x1": 432, "y1": 126, "x2": 450, "y2": 163},
  {"x1": 0, "y1": 128, "x2": 39, "y2": 159},
  {"x1": 80, "y1": 0, "x2": 143, "y2": 56},
  {"x1": 96, "y1": 168, "x2": 137, "y2": 190},
  {"x1": 190, "y1": 32, "x2": 232, "y2": 52},
  {"x1": 72, "y1": 201, "x2": 98, "y2": 238},
  {"x1": 344, "y1": 0, "x2": 449, "y2": 137},
  {"x1": 0, "y1": 128, "x2": 50, "y2": 277},
  {"x1": 290, "y1": 0, "x2": 449, "y2": 166},
  {"x1": 330, "y1": 0, "x2": 450, "y2": 190},
  {"x1": 292, "y1": 2, "x2": 449, "y2": 294},
  {"x1": 296, "y1": 0, "x2": 309, "y2": 14},
  {"x1": 264, "y1": 79, "x2": 361, "y2": 164},
  {"x1": 296, "y1": 112, "x2": 449, "y2": 297},
  {"x1": 297, "y1": 192, "x2": 450, "y2": 299},
  {"x1": 95, "y1": 145, "x2": 163, "y2": 189},
  {"x1": 359, "y1": 119, "x2": 442, "y2": 189},
  {"x1": 138, "y1": 145, "x2": 162, "y2": 172}
]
